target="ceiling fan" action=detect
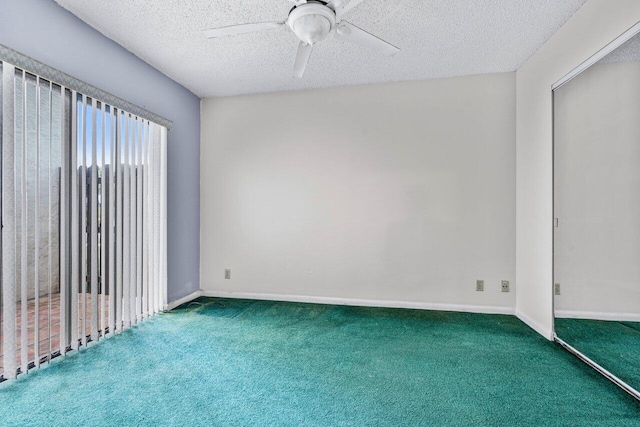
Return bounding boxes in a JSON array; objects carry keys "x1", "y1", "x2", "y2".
[{"x1": 203, "y1": 0, "x2": 400, "y2": 78}]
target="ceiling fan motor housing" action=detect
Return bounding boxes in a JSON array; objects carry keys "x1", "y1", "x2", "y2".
[{"x1": 288, "y1": 3, "x2": 336, "y2": 46}]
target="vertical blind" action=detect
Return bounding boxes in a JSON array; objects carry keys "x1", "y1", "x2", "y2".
[{"x1": 0, "y1": 61, "x2": 168, "y2": 381}]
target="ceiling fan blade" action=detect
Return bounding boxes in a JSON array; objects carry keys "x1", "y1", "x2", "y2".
[
  {"x1": 334, "y1": 22, "x2": 400, "y2": 55},
  {"x1": 293, "y1": 41, "x2": 313, "y2": 78},
  {"x1": 204, "y1": 22, "x2": 284, "y2": 39},
  {"x1": 333, "y1": 0, "x2": 366, "y2": 19}
]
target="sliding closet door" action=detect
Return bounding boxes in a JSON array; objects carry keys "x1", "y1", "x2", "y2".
[{"x1": 553, "y1": 30, "x2": 640, "y2": 397}]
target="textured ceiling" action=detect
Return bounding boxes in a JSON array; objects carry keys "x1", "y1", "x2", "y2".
[{"x1": 55, "y1": 0, "x2": 586, "y2": 98}]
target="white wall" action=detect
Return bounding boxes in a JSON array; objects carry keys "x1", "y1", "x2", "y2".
[
  {"x1": 554, "y1": 60, "x2": 640, "y2": 321},
  {"x1": 201, "y1": 73, "x2": 516, "y2": 313},
  {"x1": 516, "y1": 0, "x2": 640, "y2": 339}
]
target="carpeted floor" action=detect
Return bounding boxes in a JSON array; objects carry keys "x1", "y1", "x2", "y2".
[
  {"x1": 555, "y1": 317, "x2": 640, "y2": 393},
  {"x1": 1, "y1": 298, "x2": 639, "y2": 426}
]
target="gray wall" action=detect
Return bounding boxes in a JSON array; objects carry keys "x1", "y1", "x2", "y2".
[{"x1": 0, "y1": 0, "x2": 200, "y2": 302}]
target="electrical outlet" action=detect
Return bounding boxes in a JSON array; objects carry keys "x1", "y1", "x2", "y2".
[
  {"x1": 225, "y1": 269, "x2": 231, "y2": 280},
  {"x1": 476, "y1": 280, "x2": 484, "y2": 291},
  {"x1": 501, "y1": 280, "x2": 510, "y2": 293},
  {"x1": 554, "y1": 283, "x2": 560, "y2": 295}
]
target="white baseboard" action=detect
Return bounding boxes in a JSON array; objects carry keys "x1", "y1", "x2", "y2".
[
  {"x1": 555, "y1": 310, "x2": 640, "y2": 323},
  {"x1": 165, "y1": 290, "x2": 202, "y2": 311},
  {"x1": 515, "y1": 309, "x2": 553, "y2": 340},
  {"x1": 199, "y1": 290, "x2": 515, "y2": 316}
]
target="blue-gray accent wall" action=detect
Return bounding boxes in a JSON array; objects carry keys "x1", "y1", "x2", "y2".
[{"x1": 0, "y1": 0, "x2": 200, "y2": 303}]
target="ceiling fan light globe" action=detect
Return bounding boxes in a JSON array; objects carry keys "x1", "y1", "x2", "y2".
[
  {"x1": 288, "y1": 3, "x2": 336, "y2": 45},
  {"x1": 293, "y1": 14, "x2": 332, "y2": 45}
]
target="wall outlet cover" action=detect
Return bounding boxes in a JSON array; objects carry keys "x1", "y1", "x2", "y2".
[
  {"x1": 476, "y1": 280, "x2": 484, "y2": 291},
  {"x1": 225, "y1": 269, "x2": 231, "y2": 280},
  {"x1": 501, "y1": 280, "x2": 510, "y2": 292}
]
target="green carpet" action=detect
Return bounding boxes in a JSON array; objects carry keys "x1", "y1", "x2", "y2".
[
  {"x1": 1, "y1": 298, "x2": 639, "y2": 426},
  {"x1": 555, "y1": 318, "x2": 640, "y2": 392}
]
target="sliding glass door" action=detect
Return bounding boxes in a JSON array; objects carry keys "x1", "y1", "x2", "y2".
[{"x1": 1, "y1": 61, "x2": 167, "y2": 381}]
